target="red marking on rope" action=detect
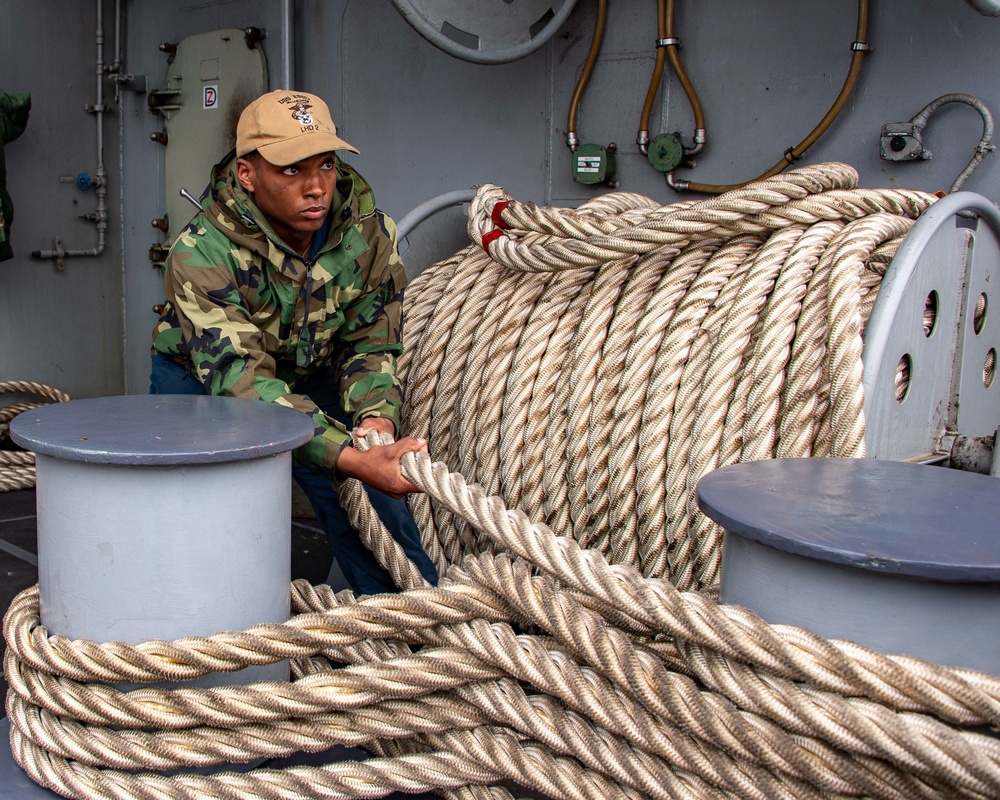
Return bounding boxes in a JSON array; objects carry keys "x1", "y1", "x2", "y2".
[
  {"x1": 482, "y1": 229, "x2": 505, "y2": 253},
  {"x1": 491, "y1": 201, "x2": 511, "y2": 230}
]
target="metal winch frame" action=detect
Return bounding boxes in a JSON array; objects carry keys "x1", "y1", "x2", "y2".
[{"x1": 863, "y1": 191, "x2": 1000, "y2": 471}]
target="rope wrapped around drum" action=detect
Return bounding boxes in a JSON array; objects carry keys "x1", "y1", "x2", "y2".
[
  {"x1": 8, "y1": 163, "x2": 1000, "y2": 800},
  {"x1": 0, "y1": 382, "x2": 70, "y2": 493}
]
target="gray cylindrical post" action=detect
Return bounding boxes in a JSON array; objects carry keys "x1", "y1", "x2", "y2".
[
  {"x1": 697, "y1": 458, "x2": 1000, "y2": 674},
  {"x1": 10, "y1": 394, "x2": 315, "y2": 687}
]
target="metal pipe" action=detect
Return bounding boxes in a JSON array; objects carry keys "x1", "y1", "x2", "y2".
[
  {"x1": 396, "y1": 188, "x2": 477, "y2": 242},
  {"x1": 665, "y1": 172, "x2": 689, "y2": 191},
  {"x1": 93, "y1": 0, "x2": 107, "y2": 252},
  {"x1": 107, "y1": 0, "x2": 123, "y2": 75},
  {"x1": 32, "y1": 0, "x2": 108, "y2": 265},
  {"x1": 909, "y1": 93, "x2": 995, "y2": 193},
  {"x1": 281, "y1": 0, "x2": 294, "y2": 89}
]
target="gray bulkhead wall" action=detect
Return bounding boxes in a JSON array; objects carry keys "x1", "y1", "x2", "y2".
[
  {"x1": 0, "y1": 1, "x2": 124, "y2": 398},
  {"x1": 0, "y1": 1, "x2": 998, "y2": 398}
]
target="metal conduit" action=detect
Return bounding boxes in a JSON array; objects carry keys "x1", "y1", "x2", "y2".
[
  {"x1": 31, "y1": 0, "x2": 109, "y2": 266},
  {"x1": 396, "y1": 188, "x2": 478, "y2": 242},
  {"x1": 668, "y1": 0, "x2": 870, "y2": 193}
]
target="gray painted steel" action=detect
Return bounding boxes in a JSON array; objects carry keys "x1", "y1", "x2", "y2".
[
  {"x1": 10, "y1": 395, "x2": 313, "y2": 688},
  {"x1": 697, "y1": 458, "x2": 1000, "y2": 672},
  {"x1": 862, "y1": 192, "x2": 1000, "y2": 461},
  {"x1": 11, "y1": 394, "x2": 314, "y2": 465}
]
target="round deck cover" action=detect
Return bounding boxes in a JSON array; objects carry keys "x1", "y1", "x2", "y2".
[
  {"x1": 697, "y1": 458, "x2": 1000, "y2": 582},
  {"x1": 10, "y1": 394, "x2": 315, "y2": 465}
]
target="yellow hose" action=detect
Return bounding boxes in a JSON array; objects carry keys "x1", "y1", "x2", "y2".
[
  {"x1": 637, "y1": 0, "x2": 669, "y2": 149},
  {"x1": 565, "y1": 0, "x2": 607, "y2": 149},
  {"x1": 675, "y1": 0, "x2": 869, "y2": 193},
  {"x1": 639, "y1": 0, "x2": 706, "y2": 156}
]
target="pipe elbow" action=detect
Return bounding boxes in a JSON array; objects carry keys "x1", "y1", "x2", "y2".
[
  {"x1": 637, "y1": 130, "x2": 650, "y2": 156},
  {"x1": 685, "y1": 129, "x2": 707, "y2": 157},
  {"x1": 665, "y1": 172, "x2": 690, "y2": 192}
]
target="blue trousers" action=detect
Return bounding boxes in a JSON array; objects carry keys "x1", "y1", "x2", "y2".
[{"x1": 150, "y1": 353, "x2": 439, "y2": 595}]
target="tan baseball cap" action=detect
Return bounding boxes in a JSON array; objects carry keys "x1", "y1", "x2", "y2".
[{"x1": 236, "y1": 90, "x2": 359, "y2": 165}]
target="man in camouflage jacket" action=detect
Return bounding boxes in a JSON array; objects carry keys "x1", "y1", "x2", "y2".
[{"x1": 151, "y1": 90, "x2": 438, "y2": 595}]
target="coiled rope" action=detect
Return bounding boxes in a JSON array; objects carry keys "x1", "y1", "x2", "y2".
[
  {"x1": 402, "y1": 161, "x2": 930, "y2": 590},
  {"x1": 0, "y1": 381, "x2": 70, "y2": 493},
  {"x1": 8, "y1": 163, "x2": 998, "y2": 800}
]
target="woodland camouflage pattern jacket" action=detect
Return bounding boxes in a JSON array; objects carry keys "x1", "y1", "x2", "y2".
[
  {"x1": 0, "y1": 91, "x2": 31, "y2": 262},
  {"x1": 152, "y1": 152, "x2": 406, "y2": 476}
]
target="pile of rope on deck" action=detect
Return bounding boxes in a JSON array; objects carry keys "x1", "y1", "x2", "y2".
[
  {"x1": 6, "y1": 163, "x2": 1000, "y2": 800},
  {"x1": 0, "y1": 381, "x2": 70, "y2": 493}
]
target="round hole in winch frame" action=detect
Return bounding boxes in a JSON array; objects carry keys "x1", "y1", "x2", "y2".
[
  {"x1": 923, "y1": 290, "x2": 938, "y2": 338},
  {"x1": 974, "y1": 292, "x2": 988, "y2": 335},
  {"x1": 895, "y1": 353, "x2": 912, "y2": 404},
  {"x1": 984, "y1": 348, "x2": 996, "y2": 389}
]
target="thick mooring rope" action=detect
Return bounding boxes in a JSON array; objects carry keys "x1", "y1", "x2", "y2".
[
  {"x1": 401, "y1": 162, "x2": 930, "y2": 590},
  {"x1": 8, "y1": 163, "x2": 999, "y2": 800},
  {"x1": 0, "y1": 381, "x2": 70, "y2": 493}
]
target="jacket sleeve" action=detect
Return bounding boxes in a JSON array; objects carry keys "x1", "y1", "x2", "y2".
[
  {"x1": 0, "y1": 92, "x2": 30, "y2": 261},
  {"x1": 334, "y1": 209, "x2": 407, "y2": 431},
  {"x1": 0, "y1": 91, "x2": 31, "y2": 145},
  {"x1": 163, "y1": 220, "x2": 351, "y2": 476}
]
